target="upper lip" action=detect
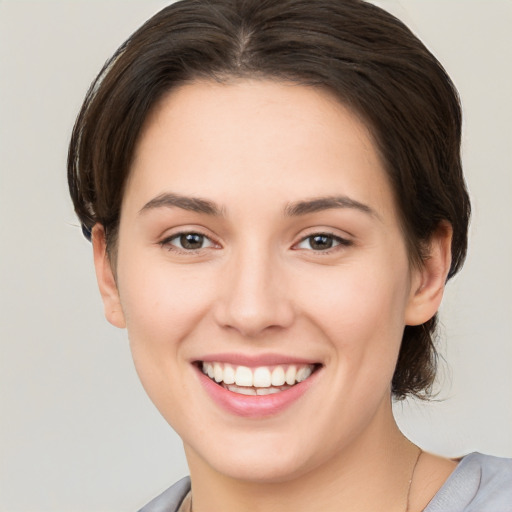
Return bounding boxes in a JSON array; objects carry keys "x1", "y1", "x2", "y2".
[{"x1": 194, "y1": 352, "x2": 321, "y2": 367}]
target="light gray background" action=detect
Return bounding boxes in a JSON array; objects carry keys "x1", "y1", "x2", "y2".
[{"x1": 1, "y1": 1, "x2": 511, "y2": 510}]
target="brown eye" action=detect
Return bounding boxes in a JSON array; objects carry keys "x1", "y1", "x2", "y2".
[
  {"x1": 163, "y1": 232, "x2": 215, "y2": 251},
  {"x1": 309, "y1": 235, "x2": 334, "y2": 250},
  {"x1": 296, "y1": 233, "x2": 351, "y2": 251},
  {"x1": 179, "y1": 233, "x2": 205, "y2": 249}
]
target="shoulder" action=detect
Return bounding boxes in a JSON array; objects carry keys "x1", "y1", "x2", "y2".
[
  {"x1": 137, "y1": 477, "x2": 191, "y2": 512},
  {"x1": 425, "y1": 453, "x2": 512, "y2": 512},
  {"x1": 136, "y1": 456, "x2": 512, "y2": 512}
]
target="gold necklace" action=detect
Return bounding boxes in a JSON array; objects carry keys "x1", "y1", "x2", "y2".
[{"x1": 405, "y1": 447, "x2": 423, "y2": 512}]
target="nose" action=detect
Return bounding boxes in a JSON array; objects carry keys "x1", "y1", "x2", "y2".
[{"x1": 213, "y1": 247, "x2": 295, "y2": 338}]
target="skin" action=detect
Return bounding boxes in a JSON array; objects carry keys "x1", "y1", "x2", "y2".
[{"x1": 93, "y1": 80, "x2": 455, "y2": 511}]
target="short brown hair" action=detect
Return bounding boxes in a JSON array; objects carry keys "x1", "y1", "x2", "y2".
[{"x1": 68, "y1": 0, "x2": 471, "y2": 399}]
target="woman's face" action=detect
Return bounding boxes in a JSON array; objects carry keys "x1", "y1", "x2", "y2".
[{"x1": 98, "y1": 80, "x2": 428, "y2": 482}]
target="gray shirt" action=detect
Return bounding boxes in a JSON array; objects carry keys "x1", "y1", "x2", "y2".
[{"x1": 139, "y1": 453, "x2": 512, "y2": 512}]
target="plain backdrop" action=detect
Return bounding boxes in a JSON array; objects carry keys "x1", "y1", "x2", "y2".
[{"x1": 1, "y1": 1, "x2": 511, "y2": 510}]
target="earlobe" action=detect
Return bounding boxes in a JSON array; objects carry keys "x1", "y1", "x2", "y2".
[
  {"x1": 405, "y1": 221, "x2": 453, "y2": 326},
  {"x1": 91, "y1": 224, "x2": 126, "y2": 329}
]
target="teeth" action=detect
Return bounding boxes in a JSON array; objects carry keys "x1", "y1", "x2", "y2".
[
  {"x1": 285, "y1": 365, "x2": 297, "y2": 385},
  {"x1": 235, "y1": 366, "x2": 253, "y2": 386},
  {"x1": 213, "y1": 362, "x2": 223, "y2": 383},
  {"x1": 224, "y1": 384, "x2": 290, "y2": 395},
  {"x1": 296, "y1": 366, "x2": 313, "y2": 382},
  {"x1": 227, "y1": 385, "x2": 257, "y2": 395},
  {"x1": 253, "y1": 367, "x2": 272, "y2": 387},
  {"x1": 256, "y1": 386, "x2": 284, "y2": 395},
  {"x1": 223, "y1": 364, "x2": 235, "y2": 385},
  {"x1": 271, "y1": 366, "x2": 286, "y2": 386},
  {"x1": 201, "y1": 362, "x2": 316, "y2": 391}
]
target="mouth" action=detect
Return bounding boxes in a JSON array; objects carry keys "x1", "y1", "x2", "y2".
[{"x1": 199, "y1": 361, "x2": 320, "y2": 396}]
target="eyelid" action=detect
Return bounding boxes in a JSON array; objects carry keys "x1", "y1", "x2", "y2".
[
  {"x1": 156, "y1": 226, "x2": 352, "y2": 253},
  {"x1": 293, "y1": 230, "x2": 353, "y2": 252},
  {"x1": 158, "y1": 228, "x2": 221, "y2": 252}
]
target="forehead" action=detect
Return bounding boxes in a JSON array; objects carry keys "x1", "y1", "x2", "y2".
[{"x1": 125, "y1": 79, "x2": 396, "y2": 221}]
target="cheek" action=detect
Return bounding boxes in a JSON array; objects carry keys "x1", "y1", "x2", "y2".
[
  {"x1": 116, "y1": 260, "x2": 220, "y2": 431},
  {"x1": 296, "y1": 259, "x2": 411, "y2": 373},
  {"x1": 116, "y1": 257, "x2": 215, "y2": 372}
]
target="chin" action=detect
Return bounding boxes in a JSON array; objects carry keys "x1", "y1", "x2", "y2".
[
  {"x1": 185, "y1": 428, "x2": 325, "y2": 485},
  {"x1": 217, "y1": 453, "x2": 315, "y2": 484}
]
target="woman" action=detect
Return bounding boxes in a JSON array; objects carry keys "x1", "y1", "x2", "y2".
[{"x1": 68, "y1": 0, "x2": 511, "y2": 510}]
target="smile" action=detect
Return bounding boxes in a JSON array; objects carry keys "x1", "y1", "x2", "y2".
[{"x1": 201, "y1": 362, "x2": 317, "y2": 396}]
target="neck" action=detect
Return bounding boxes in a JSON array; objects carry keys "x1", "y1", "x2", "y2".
[{"x1": 185, "y1": 400, "x2": 419, "y2": 512}]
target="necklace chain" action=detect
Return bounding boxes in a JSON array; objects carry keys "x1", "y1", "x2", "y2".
[
  {"x1": 405, "y1": 447, "x2": 423, "y2": 512},
  {"x1": 185, "y1": 446, "x2": 424, "y2": 512}
]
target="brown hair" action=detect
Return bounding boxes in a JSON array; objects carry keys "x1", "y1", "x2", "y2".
[{"x1": 68, "y1": 0, "x2": 471, "y2": 399}]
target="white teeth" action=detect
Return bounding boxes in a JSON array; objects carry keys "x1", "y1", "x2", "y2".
[
  {"x1": 296, "y1": 366, "x2": 313, "y2": 382},
  {"x1": 226, "y1": 384, "x2": 257, "y2": 395},
  {"x1": 256, "y1": 386, "x2": 284, "y2": 395},
  {"x1": 285, "y1": 365, "x2": 297, "y2": 385},
  {"x1": 223, "y1": 364, "x2": 235, "y2": 385},
  {"x1": 224, "y1": 384, "x2": 289, "y2": 395},
  {"x1": 235, "y1": 366, "x2": 253, "y2": 387},
  {"x1": 253, "y1": 367, "x2": 272, "y2": 387},
  {"x1": 213, "y1": 362, "x2": 223, "y2": 383},
  {"x1": 271, "y1": 366, "x2": 286, "y2": 386},
  {"x1": 201, "y1": 361, "x2": 316, "y2": 393}
]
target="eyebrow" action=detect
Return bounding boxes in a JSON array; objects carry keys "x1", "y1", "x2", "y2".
[
  {"x1": 139, "y1": 192, "x2": 377, "y2": 219},
  {"x1": 284, "y1": 196, "x2": 377, "y2": 218},
  {"x1": 139, "y1": 192, "x2": 223, "y2": 216}
]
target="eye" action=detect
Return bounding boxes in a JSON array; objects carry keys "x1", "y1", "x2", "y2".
[
  {"x1": 296, "y1": 233, "x2": 350, "y2": 251},
  {"x1": 162, "y1": 232, "x2": 215, "y2": 251}
]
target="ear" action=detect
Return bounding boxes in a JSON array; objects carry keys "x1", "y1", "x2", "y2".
[
  {"x1": 91, "y1": 224, "x2": 126, "y2": 329},
  {"x1": 405, "y1": 221, "x2": 453, "y2": 326}
]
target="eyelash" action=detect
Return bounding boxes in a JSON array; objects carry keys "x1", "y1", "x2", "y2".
[
  {"x1": 159, "y1": 231, "x2": 218, "y2": 253},
  {"x1": 159, "y1": 231, "x2": 352, "y2": 254},
  {"x1": 294, "y1": 232, "x2": 352, "y2": 253}
]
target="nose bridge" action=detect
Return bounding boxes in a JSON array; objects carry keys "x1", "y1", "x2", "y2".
[{"x1": 215, "y1": 239, "x2": 293, "y2": 337}]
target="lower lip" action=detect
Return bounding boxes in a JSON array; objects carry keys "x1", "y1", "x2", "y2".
[{"x1": 195, "y1": 365, "x2": 320, "y2": 418}]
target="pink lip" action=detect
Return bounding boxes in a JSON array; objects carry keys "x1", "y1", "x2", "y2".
[
  {"x1": 196, "y1": 352, "x2": 319, "y2": 367},
  {"x1": 194, "y1": 363, "x2": 321, "y2": 418}
]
